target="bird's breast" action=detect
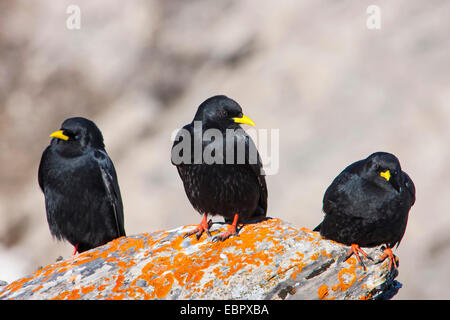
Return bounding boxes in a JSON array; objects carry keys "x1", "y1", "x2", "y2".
[
  {"x1": 45, "y1": 153, "x2": 104, "y2": 195},
  {"x1": 178, "y1": 164, "x2": 259, "y2": 216}
]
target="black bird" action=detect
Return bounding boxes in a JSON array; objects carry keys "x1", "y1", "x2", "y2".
[
  {"x1": 314, "y1": 152, "x2": 415, "y2": 270},
  {"x1": 171, "y1": 95, "x2": 268, "y2": 241},
  {"x1": 38, "y1": 117, "x2": 125, "y2": 254}
]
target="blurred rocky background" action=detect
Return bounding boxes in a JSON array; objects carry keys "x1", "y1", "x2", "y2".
[{"x1": 0, "y1": 0, "x2": 448, "y2": 299}]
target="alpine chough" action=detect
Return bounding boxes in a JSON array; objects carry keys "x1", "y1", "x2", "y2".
[
  {"x1": 314, "y1": 152, "x2": 415, "y2": 270},
  {"x1": 171, "y1": 95, "x2": 268, "y2": 241},
  {"x1": 38, "y1": 117, "x2": 125, "y2": 254}
]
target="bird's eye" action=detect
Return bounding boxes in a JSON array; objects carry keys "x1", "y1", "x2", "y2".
[{"x1": 74, "y1": 135, "x2": 80, "y2": 140}]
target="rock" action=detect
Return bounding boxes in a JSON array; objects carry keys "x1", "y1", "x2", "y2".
[{"x1": 0, "y1": 218, "x2": 400, "y2": 300}]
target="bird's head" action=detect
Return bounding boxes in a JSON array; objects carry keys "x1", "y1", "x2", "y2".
[
  {"x1": 49, "y1": 117, "x2": 105, "y2": 157},
  {"x1": 362, "y1": 152, "x2": 402, "y2": 192},
  {"x1": 193, "y1": 95, "x2": 255, "y2": 130}
]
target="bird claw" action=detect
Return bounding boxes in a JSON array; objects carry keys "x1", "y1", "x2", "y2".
[
  {"x1": 183, "y1": 229, "x2": 197, "y2": 238},
  {"x1": 212, "y1": 231, "x2": 239, "y2": 243},
  {"x1": 212, "y1": 214, "x2": 240, "y2": 242},
  {"x1": 196, "y1": 227, "x2": 212, "y2": 241},
  {"x1": 211, "y1": 236, "x2": 220, "y2": 243},
  {"x1": 375, "y1": 246, "x2": 398, "y2": 271},
  {"x1": 344, "y1": 244, "x2": 373, "y2": 270},
  {"x1": 183, "y1": 217, "x2": 212, "y2": 240}
]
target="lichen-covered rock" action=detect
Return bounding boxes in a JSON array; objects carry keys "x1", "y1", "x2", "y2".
[{"x1": 0, "y1": 218, "x2": 400, "y2": 300}]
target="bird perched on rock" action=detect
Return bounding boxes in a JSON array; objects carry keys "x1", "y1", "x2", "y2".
[
  {"x1": 171, "y1": 95, "x2": 267, "y2": 241},
  {"x1": 38, "y1": 117, "x2": 125, "y2": 254},
  {"x1": 314, "y1": 152, "x2": 415, "y2": 270}
]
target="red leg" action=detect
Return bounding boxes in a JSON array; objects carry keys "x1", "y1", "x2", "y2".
[
  {"x1": 345, "y1": 244, "x2": 373, "y2": 270},
  {"x1": 376, "y1": 246, "x2": 398, "y2": 271},
  {"x1": 213, "y1": 213, "x2": 239, "y2": 242},
  {"x1": 184, "y1": 214, "x2": 212, "y2": 240},
  {"x1": 73, "y1": 243, "x2": 79, "y2": 256}
]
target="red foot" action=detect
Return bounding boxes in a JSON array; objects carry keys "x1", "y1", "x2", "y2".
[
  {"x1": 213, "y1": 213, "x2": 239, "y2": 242},
  {"x1": 184, "y1": 214, "x2": 212, "y2": 240},
  {"x1": 345, "y1": 244, "x2": 373, "y2": 270},
  {"x1": 376, "y1": 247, "x2": 398, "y2": 271}
]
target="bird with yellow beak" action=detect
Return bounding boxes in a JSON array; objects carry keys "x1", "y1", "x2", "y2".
[{"x1": 171, "y1": 95, "x2": 267, "y2": 242}]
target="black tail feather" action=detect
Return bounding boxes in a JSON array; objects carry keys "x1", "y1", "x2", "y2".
[{"x1": 313, "y1": 222, "x2": 322, "y2": 232}]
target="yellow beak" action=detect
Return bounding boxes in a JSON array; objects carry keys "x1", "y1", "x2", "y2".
[
  {"x1": 380, "y1": 170, "x2": 391, "y2": 181},
  {"x1": 233, "y1": 114, "x2": 255, "y2": 126},
  {"x1": 50, "y1": 130, "x2": 69, "y2": 141}
]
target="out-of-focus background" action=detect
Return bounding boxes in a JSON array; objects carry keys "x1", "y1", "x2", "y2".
[{"x1": 0, "y1": 0, "x2": 448, "y2": 299}]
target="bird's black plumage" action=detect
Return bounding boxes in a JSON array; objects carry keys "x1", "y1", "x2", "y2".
[
  {"x1": 314, "y1": 152, "x2": 415, "y2": 268},
  {"x1": 38, "y1": 117, "x2": 125, "y2": 253},
  {"x1": 171, "y1": 95, "x2": 267, "y2": 241}
]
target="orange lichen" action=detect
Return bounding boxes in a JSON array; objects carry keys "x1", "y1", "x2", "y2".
[
  {"x1": 132, "y1": 286, "x2": 151, "y2": 299},
  {"x1": 332, "y1": 258, "x2": 358, "y2": 292},
  {"x1": 117, "y1": 260, "x2": 136, "y2": 272},
  {"x1": 310, "y1": 252, "x2": 319, "y2": 260},
  {"x1": 108, "y1": 293, "x2": 126, "y2": 300},
  {"x1": 2, "y1": 275, "x2": 33, "y2": 294},
  {"x1": 51, "y1": 291, "x2": 70, "y2": 300},
  {"x1": 359, "y1": 292, "x2": 372, "y2": 300},
  {"x1": 321, "y1": 250, "x2": 332, "y2": 258},
  {"x1": 112, "y1": 274, "x2": 125, "y2": 293},
  {"x1": 66, "y1": 289, "x2": 81, "y2": 300},
  {"x1": 283, "y1": 251, "x2": 305, "y2": 280},
  {"x1": 203, "y1": 280, "x2": 214, "y2": 292},
  {"x1": 31, "y1": 284, "x2": 43, "y2": 293},
  {"x1": 81, "y1": 284, "x2": 96, "y2": 295},
  {"x1": 318, "y1": 284, "x2": 329, "y2": 299},
  {"x1": 152, "y1": 273, "x2": 175, "y2": 298},
  {"x1": 97, "y1": 283, "x2": 107, "y2": 292}
]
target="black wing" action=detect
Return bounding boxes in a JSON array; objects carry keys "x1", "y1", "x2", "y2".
[
  {"x1": 402, "y1": 171, "x2": 416, "y2": 207},
  {"x1": 314, "y1": 172, "x2": 354, "y2": 232},
  {"x1": 322, "y1": 159, "x2": 366, "y2": 215},
  {"x1": 94, "y1": 150, "x2": 126, "y2": 237},
  {"x1": 322, "y1": 171, "x2": 354, "y2": 215},
  {"x1": 235, "y1": 128, "x2": 268, "y2": 217},
  {"x1": 171, "y1": 123, "x2": 195, "y2": 166},
  {"x1": 38, "y1": 146, "x2": 51, "y2": 192},
  {"x1": 314, "y1": 160, "x2": 364, "y2": 231}
]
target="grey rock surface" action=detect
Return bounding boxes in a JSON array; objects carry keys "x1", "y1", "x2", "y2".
[{"x1": 0, "y1": 219, "x2": 398, "y2": 300}]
